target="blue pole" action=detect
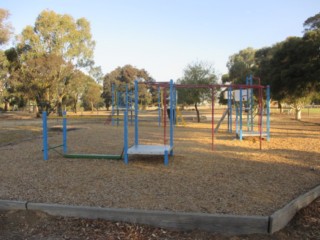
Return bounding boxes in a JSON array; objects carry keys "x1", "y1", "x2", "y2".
[
  {"x1": 239, "y1": 87, "x2": 243, "y2": 140},
  {"x1": 236, "y1": 105, "x2": 239, "y2": 134},
  {"x1": 124, "y1": 109, "x2": 128, "y2": 164},
  {"x1": 117, "y1": 91, "x2": 120, "y2": 126},
  {"x1": 267, "y1": 85, "x2": 271, "y2": 141},
  {"x1": 228, "y1": 86, "x2": 232, "y2": 133},
  {"x1": 164, "y1": 150, "x2": 169, "y2": 166},
  {"x1": 125, "y1": 85, "x2": 129, "y2": 113},
  {"x1": 63, "y1": 111, "x2": 67, "y2": 154},
  {"x1": 42, "y1": 111, "x2": 48, "y2": 161},
  {"x1": 111, "y1": 84, "x2": 115, "y2": 126},
  {"x1": 134, "y1": 80, "x2": 139, "y2": 146},
  {"x1": 124, "y1": 85, "x2": 129, "y2": 164},
  {"x1": 130, "y1": 91, "x2": 133, "y2": 125},
  {"x1": 169, "y1": 79, "x2": 174, "y2": 156},
  {"x1": 158, "y1": 86, "x2": 161, "y2": 127},
  {"x1": 173, "y1": 86, "x2": 177, "y2": 126}
]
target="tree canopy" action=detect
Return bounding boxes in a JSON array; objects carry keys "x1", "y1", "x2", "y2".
[
  {"x1": 19, "y1": 10, "x2": 95, "y2": 68},
  {"x1": 177, "y1": 62, "x2": 218, "y2": 122},
  {"x1": 5, "y1": 10, "x2": 98, "y2": 115},
  {"x1": 304, "y1": 12, "x2": 320, "y2": 32},
  {"x1": 227, "y1": 47, "x2": 256, "y2": 83},
  {"x1": 227, "y1": 12, "x2": 320, "y2": 120},
  {"x1": 0, "y1": 8, "x2": 12, "y2": 46},
  {"x1": 102, "y1": 65, "x2": 154, "y2": 109}
]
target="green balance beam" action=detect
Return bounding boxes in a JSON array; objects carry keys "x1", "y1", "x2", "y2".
[{"x1": 63, "y1": 154, "x2": 122, "y2": 160}]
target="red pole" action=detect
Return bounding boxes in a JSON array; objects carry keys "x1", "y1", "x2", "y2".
[{"x1": 163, "y1": 87, "x2": 167, "y2": 146}]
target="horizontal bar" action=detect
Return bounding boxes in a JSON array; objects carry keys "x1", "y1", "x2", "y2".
[
  {"x1": 48, "y1": 116, "x2": 108, "y2": 120},
  {"x1": 48, "y1": 144, "x2": 64, "y2": 150},
  {"x1": 63, "y1": 154, "x2": 122, "y2": 160},
  {"x1": 140, "y1": 82, "x2": 266, "y2": 89},
  {"x1": 42, "y1": 144, "x2": 64, "y2": 152}
]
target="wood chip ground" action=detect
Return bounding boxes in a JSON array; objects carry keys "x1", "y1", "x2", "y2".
[{"x1": 0, "y1": 110, "x2": 319, "y2": 216}]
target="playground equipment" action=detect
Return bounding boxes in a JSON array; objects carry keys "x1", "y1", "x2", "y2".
[
  {"x1": 42, "y1": 112, "x2": 123, "y2": 161},
  {"x1": 108, "y1": 84, "x2": 134, "y2": 126},
  {"x1": 222, "y1": 75, "x2": 270, "y2": 141},
  {"x1": 123, "y1": 80, "x2": 175, "y2": 166},
  {"x1": 42, "y1": 76, "x2": 270, "y2": 163},
  {"x1": 108, "y1": 81, "x2": 184, "y2": 128}
]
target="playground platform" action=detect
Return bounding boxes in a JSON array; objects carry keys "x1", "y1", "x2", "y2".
[
  {"x1": 127, "y1": 145, "x2": 173, "y2": 155},
  {"x1": 237, "y1": 131, "x2": 268, "y2": 138}
]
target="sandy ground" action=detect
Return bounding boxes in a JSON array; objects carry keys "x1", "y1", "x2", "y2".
[{"x1": 0, "y1": 111, "x2": 319, "y2": 216}]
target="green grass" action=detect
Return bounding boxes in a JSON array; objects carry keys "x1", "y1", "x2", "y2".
[{"x1": 302, "y1": 108, "x2": 320, "y2": 115}]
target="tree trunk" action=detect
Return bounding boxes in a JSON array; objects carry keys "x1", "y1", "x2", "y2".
[
  {"x1": 91, "y1": 102, "x2": 94, "y2": 112},
  {"x1": 73, "y1": 101, "x2": 77, "y2": 113},
  {"x1": 278, "y1": 102, "x2": 282, "y2": 114},
  {"x1": 57, "y1": 97, "x2": 63, "y2": 116},
  {"x1": 295, "y1": 108, "x2": 302, "y2": 120},
  {"x1": 34, "y1": 105, "x2": 39, "y2": 116},
  {"x1": 35, "y1": 100, "x2": 41, "y2": 118},
  {"x1": 4, "y1": 101, "x2": 9, "y2": 111},
  {"x1": 195, "y1": 103, "x2": 200, "y2": 123}
]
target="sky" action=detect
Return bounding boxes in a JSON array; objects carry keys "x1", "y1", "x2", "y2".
[{"x1": 2, "y1": 0, "x2": 319, "y2": 82}]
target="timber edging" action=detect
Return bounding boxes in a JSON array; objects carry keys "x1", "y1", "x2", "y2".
[
  {"x1": 0, "y1": 184, "x2": 319, "y2": 236},
  {"x1": 269, "y1": 184, "x2": 320, "y2": 233}
]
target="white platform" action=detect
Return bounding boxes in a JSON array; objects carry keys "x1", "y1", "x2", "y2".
[
  {"x1": 127, "y1": 145, "x2": 173, "y2": 155},
  {"x1": 237, "y1": 131, "x2": 268, "y2": 137}
]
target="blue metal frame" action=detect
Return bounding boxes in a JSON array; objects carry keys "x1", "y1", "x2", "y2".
[
  {"x1": 173, "y1": 85, "x2": 177, "y2": 126},
  {"x1": 124, "y1": 84, "x2": 129, "y2": 164},
  {"x1": 169, "y1": 79, "x2": 174, "y2": 156},
  {"x1": 42, "y1": 111, "x2": 48, "y2": 161},
  {"x1": 63, "y1": 111, "x2": 67, "y2": 154},
  {"x1": 111, "y1": 84, "x2": 115, "y2": 126},
  {"x1": 227, "y1": 86, "x2": 232, "y2": 133},
  {"x1": 158, "y1": 86, "x2": 161, "y2": 127},
  {"x1": 116, "y1": 90, "x2": 120, "y2": 126},
  {"x1": 235, "y1": 104, "x2": 239, "y2": 135},
  {"x1": 134, "y1": 80, "x2": 139, "y2": 146}
]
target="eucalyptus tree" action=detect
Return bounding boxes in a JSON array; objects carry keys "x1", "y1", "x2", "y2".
[
  {"x1": 0, "y1": 8, "x2": 12, "y2": 45},
  {"x1": 65, "y1": 70, "x2": 89, "y2": 113},
  {"x1": 253, "y1": 12, "x2": 320, "y2": 119},
  {"x1": 0, "y1": 8, "x2": 13, "y2": 110},
  {"x1": 81, "y1": 77, "x2": 103, "y2": 111},
  {"x1": 16, "y1": 54, "x2": 73, "y2": 115},
  {"x1": 303, "y1": 12, "x2": 320, "y2": 32},
  {"x1": 102, "y1": 65, "x2": 154, "y2": 109},
  {"x1": 177, "y1": 62, "x2": 218, "y2": 122},
  {"x1": 17, "y1": 10, "x2": 96, "y2": 115},
  {"x1": 227, "y1": 47, "x2": 256, "y2": 83}
]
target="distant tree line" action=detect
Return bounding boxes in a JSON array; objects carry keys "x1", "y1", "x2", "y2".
[
  {"x1": 0, "y1": 9, "x2": 158, "y2": 116},
  {"x1": 224, "y1": 12, "x2": 320, "y2": 120},
  {"x1": 1, "y1": 8, "x2": 319, "y2": 121}
]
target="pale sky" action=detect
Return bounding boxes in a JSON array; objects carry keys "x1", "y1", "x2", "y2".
[{"x1": 2, "y1": 0, "x2": 319, "y2": 81}]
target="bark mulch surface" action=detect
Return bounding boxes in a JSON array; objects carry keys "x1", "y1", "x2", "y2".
[{"x1": 0, "y1": 111, "x2": 320, "y2": 238}]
